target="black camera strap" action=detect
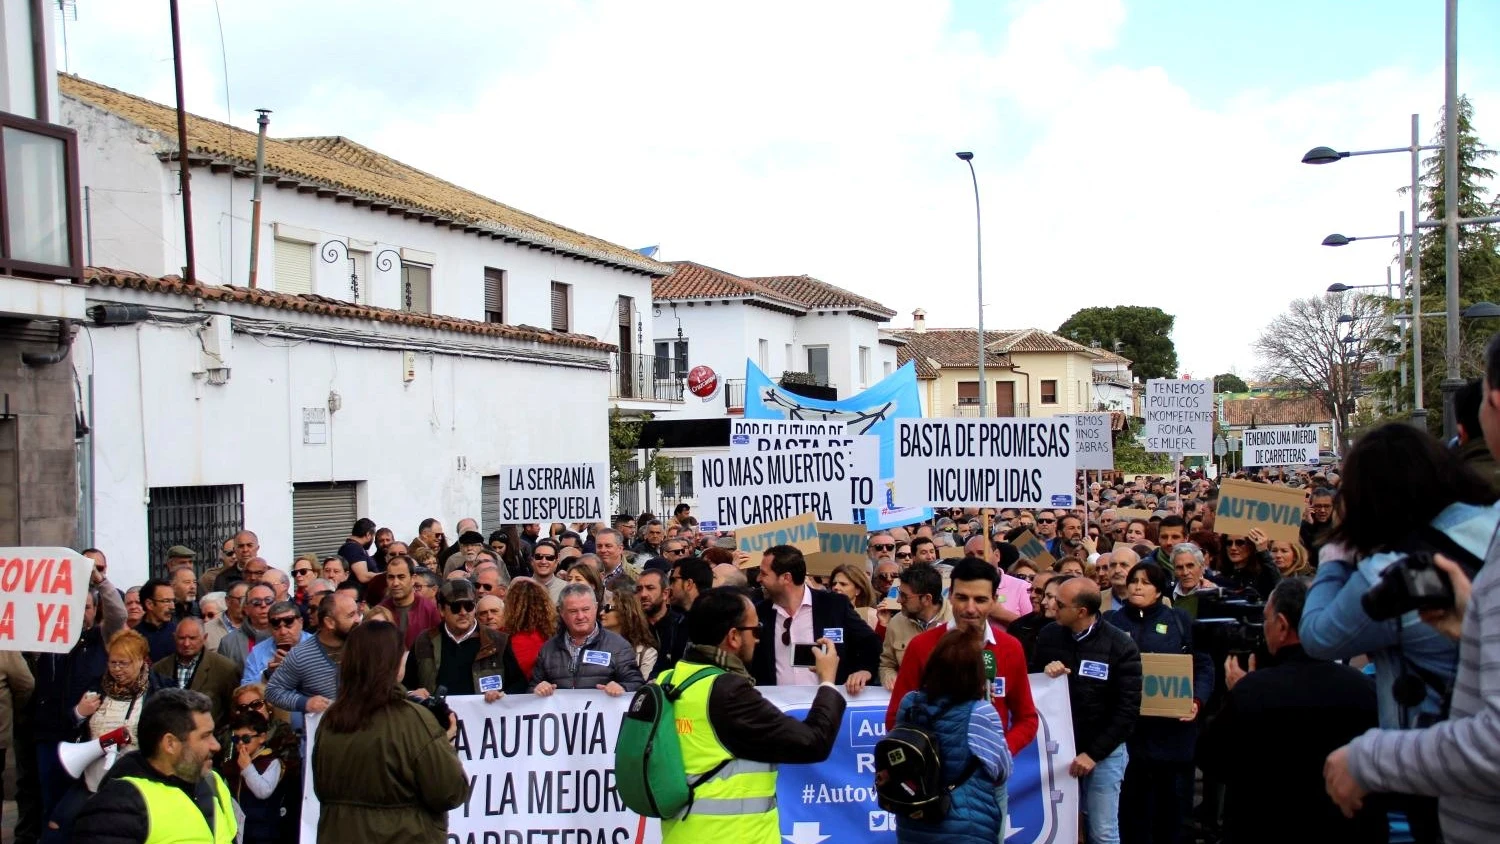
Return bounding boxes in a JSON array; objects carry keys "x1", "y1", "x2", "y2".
[{"x1": 1416, "y1": 526, "x2": 1485, "y2": 573}]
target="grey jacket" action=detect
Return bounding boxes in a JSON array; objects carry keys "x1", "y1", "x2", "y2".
[
  {"x1": 216, "y1": 621, "x2": 271, "y2": 673},
  {"x1": 528, "y1": 625, "x2": 644, "y2": 692},
  {"x1": 1347, "y1": 543, "x2": 1500, "y2": 844}
]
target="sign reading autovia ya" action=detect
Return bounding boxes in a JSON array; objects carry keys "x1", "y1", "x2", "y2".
[{"x1": 892, "y1": 418, "x2": 1076, "y2": 509}]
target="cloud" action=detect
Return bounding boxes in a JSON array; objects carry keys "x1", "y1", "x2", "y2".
[{"x1": 58, "y1": 0, "x2": 1499, "y2": 378}]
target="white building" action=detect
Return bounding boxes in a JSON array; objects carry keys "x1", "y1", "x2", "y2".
[
  {"x1": 616, "y1": 260, "x2": 898, "y2": 515},
  {"x1": 62, "y1": 75, "x2": 671, "y2": 586}
]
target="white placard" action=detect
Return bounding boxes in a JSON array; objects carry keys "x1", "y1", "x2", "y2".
[
  {"x1": 1064, "y1": 412, "x2": 1114, "y2": 470},
  {"x1": 729, "y1": 419, "x2": 847, "y2": 448},
  {"x1": 695, "y1": 450, "x2": 855, "y2": 529},
  {"x1": 892, "y1": 418, "x2": 1076, "y2": 509},
  {"x1": 1242, "y1": 426, "x2": 1320, "y2": 466},
  {"x1": 499, "y1": 462, "x2": 607, "y2": 522},
  {"x1": 1144, "y1": 379, "x2": 1214, "y2": 455},
  {"x1": 0, "y1": 549, "x2": 92, "y2": 653}
]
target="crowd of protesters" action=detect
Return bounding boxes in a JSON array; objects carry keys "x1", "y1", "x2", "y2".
[{"x1": 7, "y1": 360, "x2": 1500, "y2": 842}]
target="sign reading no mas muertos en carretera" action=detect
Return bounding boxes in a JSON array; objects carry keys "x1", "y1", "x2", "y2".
[
  {"x1": 499, "y1": 463, "x2": 607, "y2": 522},
  {"x1": 1145, "y1": 379, "x2": 1214, "y2": 455}
]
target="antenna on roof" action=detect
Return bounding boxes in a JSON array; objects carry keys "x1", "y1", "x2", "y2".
[{"x1": 56, "y1": 0, "x2": 78, "y2": 73}]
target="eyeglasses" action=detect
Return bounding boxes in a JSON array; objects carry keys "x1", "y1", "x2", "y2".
[
  {"x1": 664, "y1": 548, "x2": 686, "y2": 556},
  {"x1": 532, "y1": 553, "x2": 557, "y2": 561},
  {"x1": 734, "y1": 626, "x2": 759, "y2": 636},
  {"x1": 781, "y1": 616, "x2": 793, "y2": 646},
  {"x1": 107, "y1": 659, "x2": 137, "y2": 669},
  {"x1": 292, "y1": 568, "x2": 313, "y2": 577},
  {"x1": 269, "y1": 616, "x2": 299, "y2": 629},
  {"x1": 246, "y1": 598, "x2": 274, "y2": 608},
  {"x1": 446, "y1": 601, "x2": 476, "y2": 613}
]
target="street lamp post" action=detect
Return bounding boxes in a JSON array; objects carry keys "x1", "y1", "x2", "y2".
[
  {"x1": 1304, "y1": 117, "x2": 1438, "y2": 428},
  {"x1": 1323, "y1": 215, "x2": 1422, "y2": 419},
  {"x1": 956, "y1": 151, "x2": 985, "y2": 418}
]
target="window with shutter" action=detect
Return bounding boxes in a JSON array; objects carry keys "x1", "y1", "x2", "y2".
[
  {"x1": 484, "y1": 268, "x2": 505, "y2": 323},
  {"x1": 481, "y1": 475, "x2": 500, "y2": 534},
  {"x1": 292, "y1": 482, "x2": 359, "y2": 558},
  {"x1": 403, "y1": 264, "x2": 432, "y2": 314},
  {"x1": 617, "y1": 296, "x2": 632, "y2": 326},
  {"x1": 550, "y1": 281, "x2": 570, "y2": 331},
  {"x1": 274, "y1": 239, "x2": 314, "y2": 295},
  {"x1": 957, "y1": 381, "x2": 980, "y2": 404}
]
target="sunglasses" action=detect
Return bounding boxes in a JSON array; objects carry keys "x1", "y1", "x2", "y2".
[
  {"x1": 246, "y1": 598, "x2": 274, "y2": 608},
  {"x1": 475, "y1": 582, "x2": 495, "y2": 592},
  {"x1": 1226, "y1": 538, "x2": 1253, "y2": 547},
  {"x1": 870, "y1": 543, "x2": 895, "y2": 551},
  {"x1": 781, "y1": 616, "x2": 793, "y2": 646},
  {"x1": 234, "y1": 700, "x2": 267, "y2": 712},
  {"x1": 895, "y1": 552, "x2": 912, "y2": 560},
  {"x1": 602, "y1": 604, "x2": 614, "y2": 614},
  {"x1": 533, "y1": 553, "x2": 557, "y2": 561},
  {"x1": 269, "y1": 616, "x2": 299, "y2": 628},
  {"x1": 292, "y1": 568, "x2": 313, "y2": 577},
  {"x1": 447, "y1": 601, "x2": 476, "y2": 613},
  {"x1": 1036, "y1": 518, "x2": 1056, "y2": 524}
]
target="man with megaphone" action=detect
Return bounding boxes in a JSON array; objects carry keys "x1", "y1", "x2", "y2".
[{"x1": 70, "y1": 688, "x2": 237, "y2": 843}]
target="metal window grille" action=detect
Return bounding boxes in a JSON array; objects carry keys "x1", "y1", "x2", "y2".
[{"x1": 145, "y1": 485, "x2": 244, "y2": 581}]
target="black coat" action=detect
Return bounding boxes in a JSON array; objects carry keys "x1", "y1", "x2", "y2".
[
  {"x1": 1030, "y1": 619, "x2": 1142, "y2": 762},
  {"x1": 1199, "y1": 645, "x2": 1385, "y2": 844},
  {"x1": 1105, "y1": 601, "x2": 1214, "y2": 763},
  {"x1": 648, "y1": 607, "x2": 688, "y2": 680},
  {"x1": 751, "y1": 587, "x2": 880, "y2": 686}
]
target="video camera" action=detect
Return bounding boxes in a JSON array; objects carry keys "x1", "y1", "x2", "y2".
[
  {"x1": 407, "y1": 685, "x2": 453, "y2": 731},
  {"x1": 1363, "y1": 549, "x2": 1479, "y2": 622},
  {"x1": 1192, "y1": 589, "x2": 1266, "y2": 656}
]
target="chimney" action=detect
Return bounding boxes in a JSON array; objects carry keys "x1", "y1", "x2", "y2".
[{"x1": 912, "y1": 308, "x2": 926, "y2": 333}]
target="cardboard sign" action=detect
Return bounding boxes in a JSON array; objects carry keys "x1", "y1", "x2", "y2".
[
  {"x1": 805, "y1": 523, "x2": 871, "y2": 576},
  {"x1": 1144, "y1": 380, "x2": 1214, "y2": 455},
  {"x1": 696, "y1": 449, "x2": 855, "y2": 530},
  {"x1": 1213, "y1": 479, "x2": 1307, "y2": 543},
  {"x1": 1009, "y1": 530, "x2": 1058, "y2": 571},
  {"x1": 1242, "y1": 426, "x2": 1320, "y2": 467},
  {"x1": 893, "y1": 418, "x2": 1076, "y2": 509},
  {"x1": 1112, "y1": 508, "x2": 1153, "y2": 522},
  {"x1": 0, "y1": 549, "x2": 93, "y2": 653},
  {"x1": 938, "y1": 546, "x2": 967, "y2": 559},
  {"x1": 499, "y1": 463, "x2": 606, "y2": 522},
  {"x1": 736, "y1": 511, "x2": 821, "y2": 556},
  {"x1": 1139, "y1": 653, "x2": 1195, "y2": 718}
]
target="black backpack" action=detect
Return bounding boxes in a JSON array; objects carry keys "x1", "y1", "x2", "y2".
[{"x1": 874, "y1": 700, "x2": 981, "y2": 822}]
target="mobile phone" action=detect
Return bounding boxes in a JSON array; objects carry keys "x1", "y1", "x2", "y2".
[{"x1": 793, "y1": 644, "x2": 817, "y2": 667}]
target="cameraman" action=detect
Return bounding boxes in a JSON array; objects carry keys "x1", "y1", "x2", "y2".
[{"x1": 1324, "y1": 336, "x2": 1500, "y2": 844}]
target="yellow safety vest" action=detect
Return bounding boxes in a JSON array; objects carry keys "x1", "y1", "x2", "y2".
[
  {"x1": 658, "y1": 660, "x2": 780, "y2": 844},
  {"x1": 121, "y1": 771, "x2": 237, "y2": 844}
]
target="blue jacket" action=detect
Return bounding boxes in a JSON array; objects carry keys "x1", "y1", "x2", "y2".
[
  {"x1": 1105, "y1": 600, "x2": 1214, "y2": 763},
  {"x1": 1299, "y1": 501, "x2": 1491, "y2": 728},
  {"x1": 894, "y1": 692, "x2": 1004, "y2": 844}
]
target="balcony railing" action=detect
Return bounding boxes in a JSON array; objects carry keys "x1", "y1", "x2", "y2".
[
  {"x1": 724, "y1": 378, "x2": 746, "y2": 411},
  {"x1": 611, "y1": 352, "x2": 684, "y2": 402},
  {"x1": 952, "y1": 403, "x2": 1030, "y2": 417}
]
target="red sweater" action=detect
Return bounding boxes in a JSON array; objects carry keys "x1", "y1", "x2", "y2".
[{"x1": 884, "y1": 621, "x2": 1039, "y2": 756}]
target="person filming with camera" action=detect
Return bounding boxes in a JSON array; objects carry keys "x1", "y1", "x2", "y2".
[
  {"x1": 1299, "y1": 421, "x2": 1498, "y2": 842},
  {"x1": 1322, "y1": 335, "x2": 1500, "y2": 844}
]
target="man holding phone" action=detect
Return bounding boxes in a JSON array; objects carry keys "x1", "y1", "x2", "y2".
[{"x1": 752, "y1": 545, "x2": 880, "y2": 693}]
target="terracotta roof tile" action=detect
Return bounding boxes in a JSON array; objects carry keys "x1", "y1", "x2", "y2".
[
  {"x1": 60, "y1": 76, "x2": 667, "y2": 276},
  {"x1": 891, "y1": 329, "x2": 1014, "y2": 375},
  {"x1": 989, "y1": 328, "x2": 1099, "y2": 355},
  {"x1": 652, "y1": 262, "x2": 802, "y2": 308},
  {"x1": 1223, "y1": 398, "x2": 1332, "y2": 427},
  {"x1": 85, "y1": 267, "x2": 614, "y2": 352},
  {"x1": 749, "y1": 275, "x2": 896, "y2": 318}
]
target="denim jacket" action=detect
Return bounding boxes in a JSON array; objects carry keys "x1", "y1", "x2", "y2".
[{"x1": 1299, "y1": 501, "x2": 1495, "y2": 728}]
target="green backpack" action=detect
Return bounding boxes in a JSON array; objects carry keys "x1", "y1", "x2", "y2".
[{"x1": 615, "y1": 665, "x2": 725, "y2": 818}]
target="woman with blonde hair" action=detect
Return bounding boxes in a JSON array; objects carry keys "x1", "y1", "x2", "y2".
[
  {"x1": 501, "y1": 578, "x2": 558, "y2": 680},
  {"x1": 601, "y1": 585, "x2": 660, "y2": 678},
  {"x1": 565, "y1": 560, "x2": 606, "y2": 607},
  {"x1": 1269, "y1": 537, "x2": 1312, "y2": 577},
  {"x1": 830, "y1": 563, "x2": 880, "y2": 629}
]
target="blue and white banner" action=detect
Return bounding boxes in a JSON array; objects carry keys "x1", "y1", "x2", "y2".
[
  {"x1": 744, "y1": 360, "x2": 933, "y2": 530},
  {"x1": 300, "y1": 676, "x2": 1077, "y2": 844}
]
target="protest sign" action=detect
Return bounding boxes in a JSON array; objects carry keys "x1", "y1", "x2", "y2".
[
  {"x1": 1139, "y1": 653, "x2": 1196, "y2": 718},
  {"x1": 1144, "y1": 380, "x2": 1214, "y2": 454},
  {"x1": 695, "y1": 450, "x2": 854, "y2": 529},
  {"x1": 1214, "y1": 479, "x2": 1307, "y2": 543},
  {"x1": 938, "y1": 545, "x2": 967, "y2": 559},
  {"x1": 730, "y1": 431, "x2": 881, "y2": 510},
  {"x1": 730, "y1": 419, "x2": 848, "y2": 450},
  {"x1": 499, "y1": 462, "x2": 606, "y2": 522},
  {"x1": 737, "y1": 511, "x2": 821, "y2": 556},
  {"x1": 1010, "y1": 530, "x2": 1058, "y2": 571},
  {"x1": 745, "y1": 360, "x2": 933, "y2": 531},
  {"x1": 0, "y1": 549, "x2": 92, "y2": 654},
  {"x1": 302, "y1": 681, "x2": 1079, "y2": 844},
  {"x1": 1113, "y1": 508, "x2": 1153, "y2": 522},
  {"x1": 1066, "y1": 412, "x2": 1115, "y2": 470},
  {"x1": 893, "y1": 418, "x2": 1076, "y2": 509},
  {"x1": 806, "y1": 522, "x2": 870, "y2": 576},
  {"x1": 1242, "y1": 426, "x2": 1320, "y2": 467}
]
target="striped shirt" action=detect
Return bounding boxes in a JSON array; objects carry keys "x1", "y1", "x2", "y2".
[
  {"x1": 1347, "y1": 550, "x2": 1500, "y2": 844},
  {"x1": 966, "y1": 701, "x2": 1013, "y2": 782},
  {"x1": 265, "y1": 636, "x2": 341, "y2": 713}
]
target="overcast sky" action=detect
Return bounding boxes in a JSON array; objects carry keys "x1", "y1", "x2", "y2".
[{"x1": 57, "y1": 0, "x2": 1500, "y2": 378}]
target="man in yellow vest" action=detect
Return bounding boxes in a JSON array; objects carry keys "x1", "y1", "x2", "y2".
[
  {"x1": 71, "y1": 688, "x2": 237, "y2": 843},
  {"x1": 658, "y1": 587, "x2": 846, "y2": 843}
]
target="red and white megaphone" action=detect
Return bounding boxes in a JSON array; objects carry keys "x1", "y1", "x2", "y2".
[{"x1": 59, "y1": 726, "x2": 130, "y2": 779}]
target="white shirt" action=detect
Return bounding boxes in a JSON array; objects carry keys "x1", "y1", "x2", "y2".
[
  {"x1": 773, "y1": 584, "x2": 818, "y2": 686},
  {"x1": 940, "y1": 619, "x2": 998, "y2": 645}
]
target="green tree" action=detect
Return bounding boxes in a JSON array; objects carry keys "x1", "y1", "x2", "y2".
[
  {"x1": 1213, "y1": 373, "x2": 1249, "y2": 393},
  {"x1": 1395, "y1": 96, "x2": 1500, "y2": 431},
  {"x1": 1058, "y1": 306, "x2": 1179, "y2": 380},
  {"x1": 608, "y1": 409, "x2": 674, "y2": 501},
  {"x1": 1113, "y1": 419, "x2": 1172, "y2": 474}
]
